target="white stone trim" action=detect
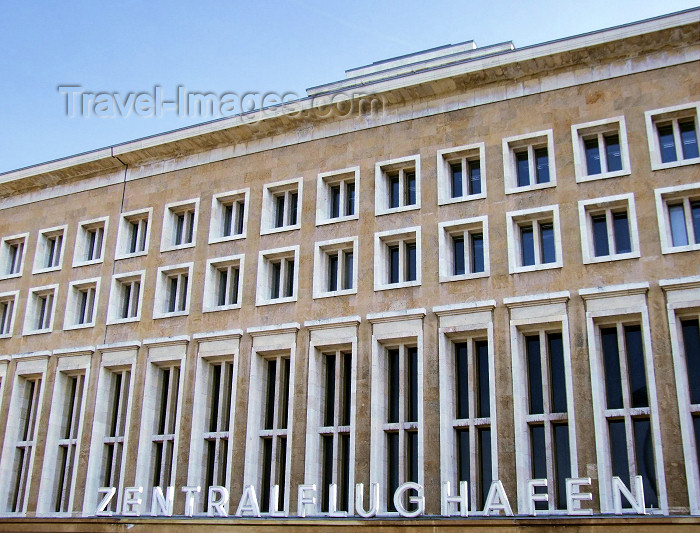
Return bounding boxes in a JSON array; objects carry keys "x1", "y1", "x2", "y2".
[
  {"x1": 571, "y1": 116, "x2": 631, "y2": 182},
  {"x1": 438, "y1": 216, "x2": 489, "y2": 282},
  {"x1": 0, "y1": 232, "x2": 28, "y2": 280},
  {"x1": 577, "y1": 193, "x2": 640, "y2": 264},
  {"x1": 63, "y1": 277, "x2": 101, "y2": 330},
  {"x1": 367, "y1": 308, "x2": 426, "y2": 323},
  {"x1": 312, "y1": 236, "x2": 358, "y2": 299},
  {"x1": 260, "y1": 177, "x2": 303, "y2": 235},
  {"x1": 304, "y1": 316, "x2": 362, "y2": 330},
  {"x1": 316, "y1": 166, "x2": 360, "y2": 226},
  {"x1": 202, "y1": 254, "x2": 245, "y2": 313},
  {"x1": 22, "y1": 283, "x2": 59, "y2": 335},
  {"x1": 32, "y1": 224, "x2": 68, "y2": 274},
  {"x1": 502, "y1": 129, "x2": 557, "y2": 195},
  {"x1": 0, "y1": 290, "x2": 19, "y2": 339},
  {"x1": 373, "y1": 226, "x2": 421, "y2": 291},
  {"x1": 503, "y1": 291, "x2": 570, "y2": 307},
  {"x1": 160, "y1": 197, "x2": 200, "y2": 252},
  {"x1": 436, "y1": 143, "x2": 487, "y2": 205},
  {"x1": 375, "y1": 154, "x2": 421, "y2": 216},
  {"x1": 654, "y1": 182, "x2": 700, "y2": 254},
  {"x1": 106, "y1": 270, "x2": 145, "y2": 324},
  {"x1": 433, "y1": 300, "x2": 497, "y2": 316},
  {"x1": 72, "y1": 216, "x2": 109, "y2": 267},
  {"x1": 208, "y1": 188, "x2": 250, "y2": 244},
  {"x1": 153, "y1": 262, "x2": 194, "y2": 319},
  {"x1": 115, "y1": 207, "x2": 152, "y2": 260},
  {"x1": 255, "y1": 245, "x2": 300, "y2": 306},
  {"x1": 246, "y1": 322, "x2": 301, "y2": 336},
  {"x1": 193, "y1": 329, "x2": 243, "y2": 342},
  {"x1": 579, "y1": 282, "x2": 650, "y2": 300},
  {"x1": 505, "y1": 205, "x2": 563, "y2": 274},
  {"x1": 645, "y1": 101, "x2": 700, "y2": 171}
]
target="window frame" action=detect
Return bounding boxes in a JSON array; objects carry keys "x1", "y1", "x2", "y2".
[
  {"x1": 261, "y1": 177, "x2": 303, "y2": 235},
  {"x1": 202, "y1": 254, "x2": 245, "y2": 312},
  {"x1": 578, "y1": 193, "x2": 640, "y2": 264},
  {"x1": 106, "y1": 270, "x2": 145, "y2": 324},
  {"x1": 23, "y1": 284, "x2": 59, "y2": 335},
  {"x1": 115, "y1": 207, "x2": 152, "y2": 259},
  {"x1": 438, "y1": 216, "x2": 490, "y2": 282},
  {"x1": 506, "y1": 205, "x2": 562, "y2": 274},
  {"x1": 153, "y1": 262, "x2": 194, "y2": 319},
  {"x1": 374, "y1": 226, "x2": 421, "y2": 291},
  {"x1": 72, "y1": 216, "x2": 108, "y2": 267},
  {"x1": 645, "y1": 102, "x2": 700, "y2": 171},
  {"x1": 502, "y1": 129, "x2": 557, "y2": 195},
  {"x1": 160, "y1": 198, "x2": 200, "y2": 252},
  {"x1": 0, "y1": 233, "x2": 29, "y2": 280},
  {"x1": 63, "y1": 277, "x2": 101, "y2": 330},
  {"x1": 571, "y1": 116, "x2": 631, "y2": 182},
  {"x1": 375, "y1": 154, "x2": 421, "y2": 216},
  {"x1": 313, "y1": 236, "x2": 359, "y2": 299},
  {"x1": 0, "y1": 290, "x2": 19, "y2": 339},
  {"x1": 436, "y1": 143, "x2": 487, "y2": 205},
  {"x1": 256, "y1": 245, "x2": 300, "y2": 306},
  {"x1": 316, "y1": 166, "x2": 360, "y2": 226},
  {"x1": 654, "y1": 182, "x2": 700, "y2": 255},
  {"x1": 208, "y1": 188, "x2": 249, "y2": 244},
  {"x1": 33, "y1": 225, "x2": 67, "y2": 274}
]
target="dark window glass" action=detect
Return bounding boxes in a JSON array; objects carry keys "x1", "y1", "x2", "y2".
[
  {"x1": 585, "y1": 138, "x2": 601, "y2": 175},
  {"x1": 520, "y1": 225, "x2": 535, "y2": 266},
  {"x1": 455, "y1": 343, "x2": 469, "y2": 419},
  {"x1": 168, "y1": 277, "x2": 178, "y2": 313},
  {"x1": 609, "y1": 420, "x2": 630, "y2": 488},
  {"x1": 174, "y1": 214, "x2": 184, "y2": 245},
  {"x1": 691, "y1": 201, "x2": 700, "y2": 243},
  {"x1": 186, "y1": 211, "x2": 194, "y2": 244},
  {"x1": 218, "y1": 269, "x2": 228, "y2": 306},
  {"x1": 330, "y1": 185, "x2": 340, "y2": 218},
  {"x1": 342, "y1": 352, "x2": 352, "y2": 426},
  {"x1": 230, "y1": 268, "x2": 239, "y2": 305},
  {"x1": 478, "y1": 428, "x2": 492, "y2": 508},
  {"x1": 450, "y1": 163, "x2": 463, "y2": 198},
  {"x1": 346, "y1": 183, "x2": 355, "y2": 216},
  {"x1": 625, "y1": 325, "x2": 648, "y2": 408},
  {"x1": 406, "y1": 431, "x2": 418, "y2": 486},
  {"x1": 633, "y1": 419, "x2": 658, "y2": 508},
  {"x1": 406, "y1": 243, "x2": 417, "y2": 282},
  {"x1": 328, "y1": 253, "x2": 338, "y2": 292},
  {"x1": 535, "y1": 148, "x2": 550, "y2": 184},
  {"x1": 601, "y1": 327, "x2": 624, "y2": 409},
  {"x1": 387, "y1": 432, "x2": 399, "y2": 512},
  {"x1": 452, "y1": 235, "x2": 465, "y2": 276},
  {"x1": 275, "y1": 195, "x2": 285, "y2": 228},
  {"x1": 270, "y1": 262, "x2": 281, "y2": 299},
  {"x1": 389, "y1": 245, "x2": 399, "y2": 284},
  {"x1": 469, "y1": 160, "x2": 481, "y2": 195},
  {"x1": 389, "y1": 174, "x2": 400, "y2": 208},
  {"x1": 388, "y1": 349, "x2": 399, "y2": 423},
  {"x1": 260, "y1": 438, "x2": 272, "y2": 513},
  {"x1": 405, "y1": 172, "x2": 416, "y2": 206},
  {"x1": 548, "y1": 333, "x2": 567, "y2": 413},
  {"x1": 516, "y1": 151, "x2": 530, "y2": 187},
  {"x1": 668, "y1": 204, "x2": 689, "y2": 247},
  {"x1": 592, "y1": 214, "x2": 610, "y2": 256},
  {"x1": 530, "y1": 424, "x2": 548, "y2": 510},
  {"x1": 289, "y1": 193, "x2": 298, "y2": 226},
  {"x1": 129, "y1": 221, "x2": 139, "y2": 253},
  {"x1": 694, "y1": 416, "x2": 700, "y2": 471},
  {"x1": 407, "y1": 347, "x2": 418, "y2": 423},
  {"x1": 471, "y1": 233, "x2": 484, "y2": 273},
  {"x1": 279, "y1": 358, "x2": 290, "y2": 429},
  {"x1": 264, "y1": 360, "x2": 276, "y2": 430},
  {"x1": 681, "y1": 319, "x2": 700, "y2": 404},
  {"x1": 338, "y1": 433, "x2": 350, "y2": 511},
  {"x1": 526, "y1": 335, "x2": 543, "y2": 415},
  {"x1": 540, "y1": 223, "x2": 555, "y2": 264},
  {"x1": 324, "y1": 353, "x2": 336, "y2": 427},
  {"x1": 605, "y1": 134, "x2": 622, "y2": 172},
  {"x1": 321, "y1": 434, "x2": 333, "y2": 512},
  {"x1": 236, "y1": 202, "x2": 245, "y2": 234},
  {"x1": 553, "y1": 423, "x2": 571, "y2": 510},
  {"x1": 476, "y1": 340, "x2": 490, "y2": 418},
  {"x1": 657, "y1": 124, "x2": 677, "y2": 163},
  {"x1": 277, "y1": 436, "x2": 287, "y2": 509},
  {"x1": 223, "y1": 204, "x2": 233, "y2": 236},
  {"x1": 456, "y1": 428, "x2": 469, "y2": 483},
  {"x1": 680, "y1": 119, "x2": 699, "y2": 160},
  {"x1": 284, "y1": 259, "x2": 294, "y2": 297},
  {"x1": 613, "y1": 212, "x2": 631, "y2": 254},
  {"x1": 343, "y1": 251, "x2": 353, "y2": 290}
]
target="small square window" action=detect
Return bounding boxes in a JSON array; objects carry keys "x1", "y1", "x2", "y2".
[
  {"x1": 572, "y1": 117, "x2": 631, "y2": 182},
  {"x1": 33, "y1": 225, "x2": 67, "y2": 273},
  {"x1": 0, "y1": 290, "x2": 19, "y2": 338},
  {"x1": 375, "y1": 155, "x2": 421, "y2": 215},
  {"x1": 154, "y1": 263, "x2": 193, "y2": 318},
  {"x1": 261, "y1": 178, "x2": 303, "y2": 235},
  {"x1": 438, "y1": 216, "x2": 489, "y2": 282},
  {"x1": 161, "y1": 199, "x2": 199, "y2": 251},
  {"x1": 64, "y1": 278, "x2": 100, "y2": 330},
  {"x1": 502, "y1": 130, "x2": 556, "y2": 194},
  {"x1": 645, "y1": 102, "x2": 700, "y2": 170},
  {"x1": 106, "y1": 271, "x2": 144, "y2": 324},
  {"x1": 437, "y1": 143, "x2": 486, "y2": 205},
  {"x1": 578, "y1": 193, "x2": 640, "y2": 264},
  {"x1": 256, "y1": 246, "x2": 299, "y2": 306},
  {"x1": 23, "y1": 284, "x2": 58, "y2": 335},
  {"x1": 316, "y1": 167, "x2": 359, "y2": 225},
  {"x1": 374, "y1": 227, "x2": 421, "y2": 291},
  {"x1": 203, "y1": 254, "x2": 245, "y2": 312},
  {"x1": 73, "y1": 217, "x2": 108, "y2": 267},
  {"x1": 116, "y1": 208, "x2": 152, "y2": 259},
  {"x1": 506, "y1": 206, "x2": 562, "y2": 273},
  {"x1": 313, "y1": 237, "x2": 358, "y2": 299},
  {"x1": 0, "y1": 233, "x2": 28, "y2": 280},
  {"x1": 209, "y1": 189, "x2": 249, "y2": 244},
  {"x1": 654, "y1": 183, "x2": 700, "y2": 254}
]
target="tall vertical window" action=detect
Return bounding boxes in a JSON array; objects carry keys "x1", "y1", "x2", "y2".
[
  {"x1": 375, "y1": 155, "x2": 421, "y2": 215},
  {"x1": 374, "y1": 227, "x2": 421, "y2": 290},
  {"x1": 316, "y1": 167, "x2": 359, "y2": 224},
  {"x1": 645, "y1": 103, "x2": 700, "y2": 170},
  {"x1": 507, "y1": 206, "x2": 562, "y2": 273},
  {"x1": 161, "y1": 199, "x2": 199, "y2": 251},
  {"x1": 503, "y1": 130, "x2": 556, "y2": 194},
  {"x1": 154, "y1": 264, "x2": 192, "y2": 318},
  {"x1": 257, "y1": 246, "x2": 299, "y2": 305},
  {"x1": 209, "y1": 189, "x2": 249, "y2": 243},
  {"x1": 64, "y1": 279, "x2": 99, "y2": 329},
  {"x1": 313, "y1": 237, "x2": 358, "y2": 298},
  {"x1": 259, "y1": 353, "x2": 291, "y2": 513},
  {"x1": 262, "y1": 178, "x2": 302, "y2": 234},
  {"x1": 579, "y1": 194, "x2": 640, "y2": 263},
  {"x1": 101, "y1": 368, "x2": 131, "y2": 512},
  {"x1": 679, "y1": 316, "x2": 700, "y2": 477},
  {"x1": 107, "y1": 271, "x2": 144, "y2": 323},
  {"x1": 24, "y1": 285, "x2": 58, "y2": 334},
  {"x1": 572, "y1": 117, "x2": 631, "y2": 182},
  {"x1": 0, "y1": 291, "x2": 18, "y2": 337},
  {"x1": 1, "y1": 233, "x2": 27, "y2": 279},
  {"x1": 150, "y1": 364, "x2": 181, "y2": 490},
  {"x1": 74, "y1": 217, "x2": 107, "y2": 266},
  {"x1": 116, "y1": 208, "x2": 151, "y2": 258},
  {"x1": 203, "y1": 255, "x2": 244, "y2": 312},
  {"x1": 34, "y1": 226, "x2": 67, "y2": 273},
  {"x1": 439, "y1": 217, "x2": 489, "y2": 281}
]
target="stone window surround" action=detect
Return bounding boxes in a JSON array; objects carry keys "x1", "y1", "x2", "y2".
[
  {"x1": 571, "y1": 116, "x2": 632, "y2": 183},
  {"x1": 645, "y1": 101, "x2": 700, "y2": 171},
  {"x1": 260, "y1": 177, "x2": 303, "y2": 235},
  {"x1": 208, "y1": 188, "x2": 250, "y2": 244},
  {"x1": 0, "y1": 290, "x2": 19, "y2": 339},
  {"x1": 255, "y1": 245, "x2": 300, "y2": 307},
  {"x1": 63, "y1": 277, "x2": 101, "y2": 330},
  {"x1": 502, "y1": 129, "x2": 557, "y2": 195},
  {"x1": 654, "y1": 182, "x2": 700, "y2": 255},
  {"x1": 0, "y1": 232, "x2": 29, "y2": 280},
  {"x1": 373, "y1": 226, "x2": 422, "y2": 291},
  {"x1": 374, "y1": 154, "x2": 421, "y2": 216},
  {"x1": 115, "y1": 207, "x2": 152, "y2": 260},
  {"x1": 316, "y1": 166, "x2": 360, "y2": 226},
  {"x1": 202, "y1": 254, "x2": 245, "y2": 313},
  {"x1": 106, "y1": 270, "x2": 145, "y2": 325},
  {"x1": 23, "y1": 283, "x2": 59, "y2": 335},
  {"x1": 438, "y1": 216, "x2": 490, "y2": 282},
  {"x1": 505, "y1": 205, "x2": 563, "y2": 274},
  {"x1": 160, "y1": 198, "x2": 200, "y2": 252},
  {"x1": 153, "y1": 262, "x2": 194, "y2": 319},
  {"x1": 72, "y1": 216, "x2": 109, "y2": 268},
  {"x1": 32, "y1": 225, "x2": 67, "y2": 274},
  {"x1": 436, "y1": 142, "x2": 487, "y2": 205},
  {"x1": 312, "y1": 236, "x2": 359, "y2": 299}
]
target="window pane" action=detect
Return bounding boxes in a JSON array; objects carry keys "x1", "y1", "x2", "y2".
[
  {"x1": 691, "y1": 201, "x2": 700, "y2": 244},
  {"x1": 271, "y1": 262, "x2": 281, "y2": 299},
  {"x1": 613, "y1": 212, "x2": 631, "y2": 254},
  {"x1": 260, "y1": 438, "x2": 272, "y2": 513},
  {"x1": 407, "y1": 347, "x2": 418, "y2": 423},
  {"x1": 406, "y1": 243, "x2": 417, "y2": 282},
  {"x1": 452, "y1": 235, "x2": 465, "y2": 276},
  {"x1": 530, "y1": 424, "x2": 547, "y2": 486},
  {"x1": 387, "y1": 432, "x2": 399, "y2": 512},
  {"x1": 476, "y1": 340, "x2": 490, "y2": 418},
  {"x1": 277, "y1": 437, "x2": 288, "y2": 509},
  {"x1": 328, "y1": 253, "x2": 338, "y2": 292},
  {"x1": 471, "y1": 233, "x2": 484, "y2": 273},
  {"x1": 526, "y1": 335, "x2": 543, "y2": 415},
  {"x1": 605, "y1": 134, "x2": 622, "y2": 172},
  {"x1": 633, "y1": 419, "x2": 659, "y2": 508},
  {"x1": 548, "y1": 333, "x2": 567, "y2": 414},
  {"x1": 450, "y1": 163, "x2": 463, "y2": 198},
  {"x1": 405, "y1": 172, "x2": 416, "y2": 206},
  {"x1": 624, "y1": 325, "x2": 648, "y2": 409},
  {"x1": 469, "y1": 160, "x2": 481, "y2": 195},
  {"x1": 346, "y1": 183, "x2": 355, "y2": 216},
  {"x1": 389, "y1": 246, "x2": 399, "y2": 284},
  {"x1": 694, "y1": 416, "x2": 700, "y2": 472},
  {"x1": 539, "y1": 222, "x2": 556, "y2": 264},
  {"x1": 236, "y1": 201, "x2": 245, "y2": 234},
  {"x1": 680, "y1": 119, "x2": 699, "y2": 159},
  {"x1": 223, "y1": 204, "x2": 233, "y2": 236},
  {"x1": 406, "y1": 431, "x2": 418, "y2": 485},
  {"x1": 284, "y1": 259, "x2": 294, "y2": 297},
  {"x1": 168, "y1": 277, "x2": 177, "y2": 312},
  {"x1": 601, "y1": 327, "x2": 624, "y2": 409},
  {"x1": 478, "y1": 428, "x2": 492, "y2": 508},
  {"x1": 520, "y1": 225, "x2": 535, "y2": 266},
  {"x1": 324, "y1": 353, "x2": 336, "y2": 427},
  {"x1": 657, "y1": 124, "x2": 677, "y2": 163},
  {"x1": 389, "y1": 174, "x2": 400, "y2": 208},
  {"x1": 275, "y1": 195, "x2": 285, "y2": 228},
  {"x1": 264, "y1": 360, "x2": 276, "y2": 430},
  {"x1": 535, "y1": 148, "x2": 550, "y2": 184},
  {"x1": 553, "y1": 423, "x2": 571, "y2": 510},
  {"x1": 330, "y1": 185, "x2": 340, "y2": 218},
  {"x1": 321, "y1": 434, "x2": 333, "y2": 512},
  {"x1": 343, "y1": 251, "x2": 353, "y2": 290},
  {"x1": 681, "y1": 319, "x2": 700, "y2": 405},
  {"x1": 592, "y1": 214, "x2": 610, "y2": 256},
  {"x1": 338, "y1": 433, "x2": 350, "y2": 511},
  {"x1": 341, "y1": 352, "x2": 352, "y2": 426},
  {"x1": 279, "y1": 358, "x2": 291, "y2": 429},
  {"x1": 668, "y1": 204, "x2": 689, "y2": 247},
  {"x1": 609, "y1": 420, "x2": 630, "y2": 488},
  {"x1": 584, "y1": 138, "x2": 601, "y2": 175},
  {"x1": 456, "y1": 428, "x2": 469, "y2": 483},
  {"x1": 516, "y1": 151, "x2": 530, "y2": 187},
  {"x1": 388, "y1": 349, "x2": 399, "y2": 423},
  {"x1": 289, "y1": 193, "x2": 298, "y2": 226},
  {"x1": 454, "y1": 343, "x2": 469, "y2": 419}
]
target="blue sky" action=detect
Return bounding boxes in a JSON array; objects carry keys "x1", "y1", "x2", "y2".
[{"x1": 0, "y1": 0, "x2": 697, "y2": 174}]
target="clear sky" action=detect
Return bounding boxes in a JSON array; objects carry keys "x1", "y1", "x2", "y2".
[{"x1": 0, "y1": 0, "x2": 698, "y2": 174}]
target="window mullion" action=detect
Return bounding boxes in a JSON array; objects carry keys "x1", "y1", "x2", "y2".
[
  {"x1": 528, "y1": 145, "x2": 536, "y2": 185},
  {"x1": 598, "y1": 133, "x2": 608, "y2": 174},
  {"x1": 683, "y1": 198, "x2": 695, "y2": 245},
  {"x1": 461, "y1": 157, "x2": 468, "y2": 195},
  {"x1": 673, "y1": 120, "x2": 683, "y2": 161},
  {"x1": 466, "y1": 341, "x2": 478, "y2": 510},
  {"x1": 533, "y1": 222, "x2": 542, "y2": 265},
  {"x1": 617, "y1": 324, "x2": 632, "y2": 411},
  {"x1": 605, "y1": 210, "x2": 616, "y2": 254},
  {"x1": 398, "y1": 345, "x2": 406, "y2": 489}
]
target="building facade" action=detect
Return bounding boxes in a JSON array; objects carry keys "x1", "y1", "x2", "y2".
[{"x1": 0, "y1": 8, "x2": 699, "y2": 532}]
